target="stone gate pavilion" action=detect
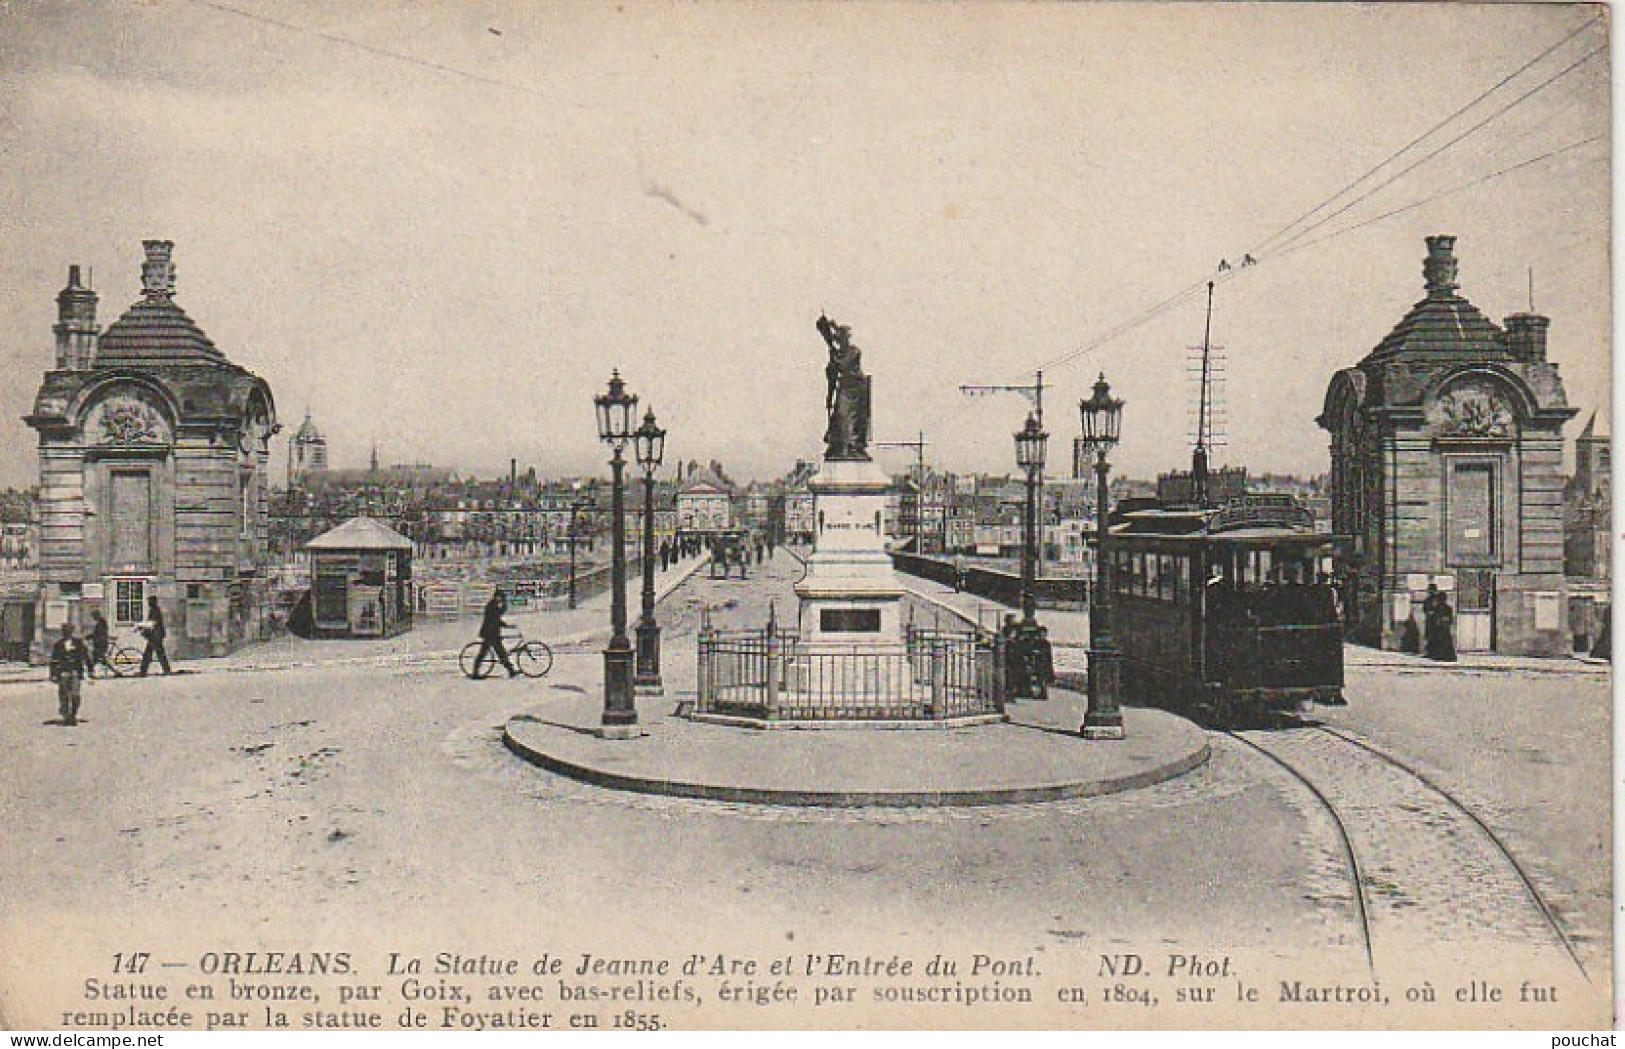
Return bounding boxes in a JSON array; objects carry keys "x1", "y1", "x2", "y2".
[{"x1": 1319, "y1": 235, "x2": 1574, "y2": 656}]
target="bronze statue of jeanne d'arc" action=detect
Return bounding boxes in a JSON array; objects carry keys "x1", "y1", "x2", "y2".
[{"x1": 817, "y1": 313, "x2": 872, "y2": 461}]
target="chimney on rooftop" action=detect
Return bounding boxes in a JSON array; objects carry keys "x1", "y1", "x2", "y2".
[
  {"x1": 1423, "y1": 235, "x2": 1459, "y2": 299},
  {"x1": 54, "y1": 264, "x2": 100, "y2": 370},
  {"x1": 1504, "y1": 312, "x2": 1550, "y2": 362},
  {"x1": 140, "y1": 239, "x2": 176, "y2": 302}
]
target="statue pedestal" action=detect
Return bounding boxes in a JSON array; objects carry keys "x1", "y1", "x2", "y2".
[{"x1": 795, "y1": 457, "x2": 904, "y2": 646}]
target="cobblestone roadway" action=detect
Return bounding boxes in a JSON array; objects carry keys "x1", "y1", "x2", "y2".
[{"x1": 1234, "y1": 727, "x2": 1582, "y2": 985}]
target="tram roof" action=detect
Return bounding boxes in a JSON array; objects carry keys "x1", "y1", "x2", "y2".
[{"x1": 1109, "y1": 496, "x2": 1321, "y2": 543}]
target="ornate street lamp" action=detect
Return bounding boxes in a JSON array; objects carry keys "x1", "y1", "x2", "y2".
[
  {"x1": 1003, "y1": 413, "x2": 1053, "y2": 701},
  {"x1": 594, "y1": 370, "x2": 639, "y2": 737},
  {"x1": 1014, "y1": 413, "x2": 1048, "y2": 624},
  {"x1": 1079, "y1": 372, "x2": 1126, "y2": 740},
  {"x1": 633, "y1": 407, "x2": 666, "y2": 694}
]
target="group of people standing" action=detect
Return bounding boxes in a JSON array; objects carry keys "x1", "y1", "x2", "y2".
[
  {"x1": 47, "y1": 597, "x2": 172, "y2": 727},
  {"x1": 667, "y1": 534, "x2": 707, "y2": 562}
]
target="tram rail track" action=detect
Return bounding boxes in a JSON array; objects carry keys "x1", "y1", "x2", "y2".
[
  {"x1": 1224, "y1": 722, "x2": 1587, "y2": 985},
  {"x1": 1222, "y1": 728, "x2": 1376, "y2": 979}
]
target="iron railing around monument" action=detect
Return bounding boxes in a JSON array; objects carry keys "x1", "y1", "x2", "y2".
[{"x1": 695, "y1": 625, "x2": 1003, "y2": 722}]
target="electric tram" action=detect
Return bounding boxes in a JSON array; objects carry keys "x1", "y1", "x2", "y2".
[{"x1": 1102, "y1": 493, "x2": 1345, "y2": 722}]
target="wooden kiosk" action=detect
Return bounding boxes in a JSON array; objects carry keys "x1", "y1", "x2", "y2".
[{"x1": 304, "y1": 517, "x2": 414, "y2": 638}]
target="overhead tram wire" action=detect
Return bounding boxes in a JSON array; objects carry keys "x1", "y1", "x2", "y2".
[
  {"x1": 184, "y1": 0, "x2": 590, "y2": 108},
  {"x1": 1264, "y1": 134, "x2": 1606, "y2": 266},
  {"x1": 1270, "y1": 44, "x2": 1606, "y2": 257},
  {"x1": 1250, "y1": 16, "x2": 1600, "y2": 258},
  {"x1": 919, "y1": 19, "x2": 1604, "y2": 440},
  {"x1": 926, "y1": 120, "x2": 1600, "y2": 443},
  {"x1": 983, "y1": 38, "x2": 1606, "y2": 395},
  {"x1": 1030, "y1": 130, "x2": 1602, "y2": 378}
]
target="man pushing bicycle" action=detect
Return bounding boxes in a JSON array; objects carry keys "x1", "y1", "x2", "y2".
[{"x1": 475, "y1": 588, "x2": 519, "y2": 679}]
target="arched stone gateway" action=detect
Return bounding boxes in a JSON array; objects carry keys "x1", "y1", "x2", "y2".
[
  {"x1": 1317, "y1": 235, "x2": 1576, "y2": 656},
  {"x1": 25, "y1": 242, "x2": 279, "y2": 662}
]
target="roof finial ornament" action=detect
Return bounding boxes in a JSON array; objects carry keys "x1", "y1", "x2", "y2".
[
  {"x1": 1423, "y1": 234, "x2": 1459, "y2": 298},
  {"x1": 140, "y1": 240, "x2": 177, "y2": 302}
]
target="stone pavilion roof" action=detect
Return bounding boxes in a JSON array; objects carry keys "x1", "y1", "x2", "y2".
[
  {"x1": 95, "y1": 298, "x2": 226, "y2": 367},
  {"x1": 1362, "y1": 235, "x2": 1509, "y2": 366}
]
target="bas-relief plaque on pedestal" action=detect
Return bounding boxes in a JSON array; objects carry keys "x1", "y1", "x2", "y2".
[{"x1": 793, "y1": 456, "x2": 905, "y2": 646}]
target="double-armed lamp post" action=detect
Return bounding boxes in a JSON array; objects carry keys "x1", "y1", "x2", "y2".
[
  {"x1": 1079, "y1": 372, "x2": 1126, "y2": 740},
  {"x1": 594, "y1": 370, "x2": 640, "y2": 738},
  {"x1": 633, "y1": 408, "x2": 666, "y2": 695}
]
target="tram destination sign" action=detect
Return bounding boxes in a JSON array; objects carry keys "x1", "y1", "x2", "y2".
[{"x1": 1207, "y1": 495, "x2": 1315, "y2": 534}]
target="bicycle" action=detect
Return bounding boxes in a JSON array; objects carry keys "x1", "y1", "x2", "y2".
[
  {"x1": 459, "y1": 628, "x2": 553, "y2": 680},
  {"x1": 91, "y1": 634, "x2": 144, "y2": 678}
]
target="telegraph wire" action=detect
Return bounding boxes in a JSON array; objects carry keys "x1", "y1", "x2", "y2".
[{"x1": 1251, "y1": 16, "x2": 1600, "y2": 257}]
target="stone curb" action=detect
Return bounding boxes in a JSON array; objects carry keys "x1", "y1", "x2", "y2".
[{"x1": 500, "y1": 715, "x2": 1211, "y2": 809}]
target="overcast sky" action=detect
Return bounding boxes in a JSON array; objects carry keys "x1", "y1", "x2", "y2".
[{"x1": 0, "y1": 1, "x2": 1610, "y2": 488}]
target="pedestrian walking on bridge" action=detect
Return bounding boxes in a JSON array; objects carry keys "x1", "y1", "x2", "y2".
[
  {"x1": 49, "y1": 622, "x2": 89, "y2": 726},
  {"x1": 139, "y1": 596, "x2": 171, "y2": 676}
]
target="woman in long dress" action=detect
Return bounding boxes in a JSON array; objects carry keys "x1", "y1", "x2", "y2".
[{"x1": 1422, "y1": 584, "x2": 1457, "y2": 662}]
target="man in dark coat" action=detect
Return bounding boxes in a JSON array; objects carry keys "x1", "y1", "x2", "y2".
[
  {"x1": 87, "y1": 611, "x2": 110, "y2": 679},
  {"x1": 49, "y1": 622, "x2": 89, "y2": 726},
  {"x1": 139, "y1": 596, "x2": 171, "y2": 676},
  {"x1": 476, "y1": 589, "x2": 518, "y2": 678}
]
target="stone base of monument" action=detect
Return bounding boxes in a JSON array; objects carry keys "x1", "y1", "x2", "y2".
[
  {"x1": 503, "y1": 693, "x2": 1211, "y2": 807},
  {"x1": 794, "y1": 457, "x2": 905, "y2": 648},
  {"x1": 690, "y1": 455, "x2": 1006, "y2": 727}
]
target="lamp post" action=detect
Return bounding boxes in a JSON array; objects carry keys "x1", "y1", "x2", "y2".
[
  {"x1": 1008, "y1": 413, "x2": 1052, "y2": 700},
  {"x1": 594, "y1": 370, "x2": 639, "y2": 738},
  {"x1": 1014, "y1": 414, "x2": 1048, "y2": 624},
  {"x1": 1079, "y1": 372, "x2": 1126, "y2": 740},
  {"x1": 633, "y1": 408, "x2": 666, "y2": 694}
]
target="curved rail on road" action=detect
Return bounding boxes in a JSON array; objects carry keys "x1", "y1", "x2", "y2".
[
  {"x1": 1316, "y1": 724, "x2": 1589, "y2": 983},
  {"x1": 1221, "y1": 730, "x2": 1377, "y2": 980}
]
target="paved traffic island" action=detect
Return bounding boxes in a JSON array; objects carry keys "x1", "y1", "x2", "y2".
[{"x1": 503, "y1": 688, "x2": 1208, "y2": 807}]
